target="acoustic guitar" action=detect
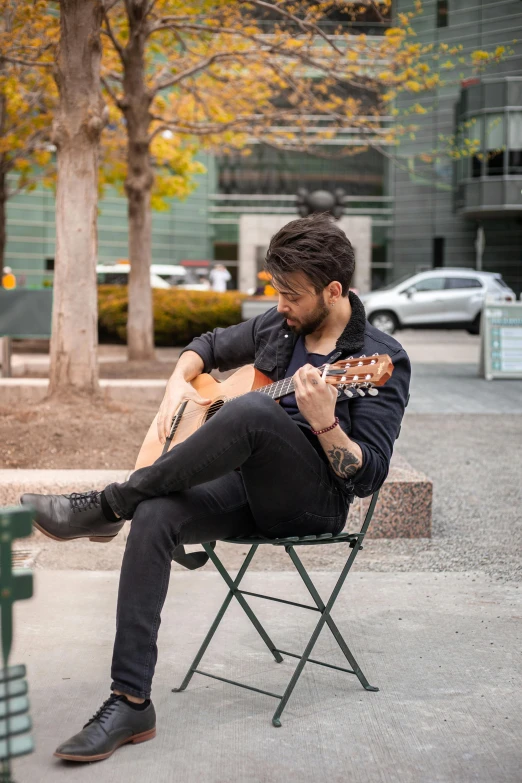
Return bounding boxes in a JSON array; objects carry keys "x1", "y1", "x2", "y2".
[{"x1": 135, "y1": 354, "x2": 394, "y2": 470}]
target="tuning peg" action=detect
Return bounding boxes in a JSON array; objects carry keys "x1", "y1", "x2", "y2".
[
  {"x1": 368, "y1": 386, "x2": 379, "y2": 396},
  {"x1": 356, "y1": 388, "x2": 365, "y2": 397},
  {"x1": 344, "y1": 388, "x2": 355, "y2": 398}
]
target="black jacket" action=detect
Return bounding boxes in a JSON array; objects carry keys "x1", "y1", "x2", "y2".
[{"x1": 182, "y1": 292, "x2": 411, "y2": 499}]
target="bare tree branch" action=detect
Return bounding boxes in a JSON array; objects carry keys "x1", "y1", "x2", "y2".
[
  {"x1": 0, "y1": 55, "x2": 53, "y2": 69},
  {"x1": 154, "y1": 50, "x2": 271, "y2": 92},
  {"x1": 247, "y1": 0, "x2": 344, "y2": 56},
  {"x1": 367, "y1": 0, "x2": 388, "y2": 25},
  {"x1": 101, "y1": 75, "x2": 122, "y2": 107},
  {"x1": 101, "y1": 0, "x2": 122, "y2": 12},
  {"x1": 101, "y1": 5, "x2": 125, "y2": 60},
  {"x1": 144, "y1": 0, "x2": 160, "y2": 16},
  {"x1": 145, "y1": 18, "x2": 376, "y2": 93}
]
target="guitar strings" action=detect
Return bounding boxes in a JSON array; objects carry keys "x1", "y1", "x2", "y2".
[{"x1": 158, "y1": 361, "x2": 383, "y2": 434}]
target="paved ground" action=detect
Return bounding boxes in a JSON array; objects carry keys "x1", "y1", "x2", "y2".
[
  {"x1": 12, "y1": 570, "x2": 521, "y2": 783},
  {"x1": 8, "y1": 328, "x2": 479, "y2": 375},
  {"x1": 395, "y1": 329, "x2": 480, "y2": 365},
  {"x1": 407, "y1": 363, "x2": 522, "y2": 414}
]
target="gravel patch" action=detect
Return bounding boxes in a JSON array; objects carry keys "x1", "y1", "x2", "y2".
[{"x1": 390, "y1": 412, "x2": 522, "y2": 583}]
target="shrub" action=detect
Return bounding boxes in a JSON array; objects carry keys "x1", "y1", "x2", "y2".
[{"x1": 98, "y1": 286, "x2": 248, "y2": 346}]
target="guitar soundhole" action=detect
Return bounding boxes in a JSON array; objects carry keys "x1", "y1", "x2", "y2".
[{"x1": 204, "y1": 399, "x2": 225, "y2": 421}]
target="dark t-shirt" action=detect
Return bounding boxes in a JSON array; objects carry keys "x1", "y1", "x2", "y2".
[{"x1": 279, "y1": 336, "x2": 338, "y2": 461}]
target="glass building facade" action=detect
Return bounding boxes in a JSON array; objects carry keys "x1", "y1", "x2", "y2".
[
  {"x1": 389, "y1": 0, "x2": 522, "y2": 295},
  {"x1": 455, "y1": 78, "x2": 522, "y2": 209}
]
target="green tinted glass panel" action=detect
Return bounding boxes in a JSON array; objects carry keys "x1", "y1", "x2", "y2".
[
  {"x1": 0, "y1": 714, "x2": 31, "y2": 741},
  {"x1": 0, "y1": 732, "x2": 33, "y2": 760}
]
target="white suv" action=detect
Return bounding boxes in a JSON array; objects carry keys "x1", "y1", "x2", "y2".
[{"x1": 361, "y1": 269, "x2": 516, "y2": 335}]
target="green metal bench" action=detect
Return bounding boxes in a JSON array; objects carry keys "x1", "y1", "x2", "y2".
[
  {"x1": 0, "y1": 506, "x2": 35, "y2": 782},
  {"x1": 173, "y1": 489, "x2": 380, "y2": 727}
]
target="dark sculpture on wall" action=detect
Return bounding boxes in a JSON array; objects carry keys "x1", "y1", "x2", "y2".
[{"x1": 295, "y1": 188, "x2": 345, "y2": 219}]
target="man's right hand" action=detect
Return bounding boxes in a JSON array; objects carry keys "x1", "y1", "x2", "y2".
[{"x1": 157, "y1": 378, "x2": 212, "y2": 445}]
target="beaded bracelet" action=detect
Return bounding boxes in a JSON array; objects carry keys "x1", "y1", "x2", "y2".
[{"x1": 310, "y1": 416, "x2": 339, "y2": 436}]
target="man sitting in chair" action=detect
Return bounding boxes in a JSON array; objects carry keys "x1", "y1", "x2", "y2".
[{"x1": 21, "y1": 213, "x2": 411, "y2": 763}]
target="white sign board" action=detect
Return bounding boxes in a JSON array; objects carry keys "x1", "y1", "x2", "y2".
[{"x1": 481, "y1": 300, "x2": 522, "y2": 380}]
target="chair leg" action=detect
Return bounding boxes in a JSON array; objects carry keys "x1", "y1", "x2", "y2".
[
  {"x1": 288, "y1": 545, "x2": 378, "y2": 692},
  {"x1": 271, "y1": 598, "x2": 334, "y2": 727},
  {"x1": 204, "y1": 544, "x2": 283, "y2": 664},
  {"x1": 172, "y1": 544, "x2": 282, "y2": 695},
  {"x1": 271, "y1": 545, "x2": 378, "y2": 727}
]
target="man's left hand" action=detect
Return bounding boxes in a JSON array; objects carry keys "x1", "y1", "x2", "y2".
[{"x1": 293, "y1": 364, "x2": 338, "y2": 431}]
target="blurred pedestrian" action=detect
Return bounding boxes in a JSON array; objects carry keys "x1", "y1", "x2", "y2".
[
  {"x1": 1, "y1": 266, "x2": 16, "y2": 290},
  {"x1": 209, "y1": 263, "x2": 231, "y2": 292}
]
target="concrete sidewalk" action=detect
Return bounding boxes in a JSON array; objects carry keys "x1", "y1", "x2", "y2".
[
  {"x1": 12, "y1": 569, "x2": 522, "y2": 783},
  {"x1": 7, "y1": 330, "x2": 480, "y2": 375}
]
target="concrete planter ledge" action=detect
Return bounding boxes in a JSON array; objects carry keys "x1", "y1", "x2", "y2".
[
  {"x1": 352, "y1": 453, "x2": 432, "y2": 538},
  {"x1": 0, "y1": 470, "x2": 132, "y2": 548},
  {"x1": 0, "y1": 454, "x2": 432, "y2": 538},
  {"x1": 0, "y1": 470, "x2": 130, "y2": 507},
  {"x1": 0, "y1": 378, "x2": 167, "y2": 406}
]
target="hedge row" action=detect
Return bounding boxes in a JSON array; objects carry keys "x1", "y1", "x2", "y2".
[{"x1": 97, "y1": 286, "x2": 248, "y2": 346}]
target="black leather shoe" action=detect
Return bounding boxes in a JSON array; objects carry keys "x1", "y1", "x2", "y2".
[
  {"x1": 20, "y1": 490, "x2": 124, "y2": 543},
  {"x1": 54, "y1": 694, "x2": 156, "y2": 762}
]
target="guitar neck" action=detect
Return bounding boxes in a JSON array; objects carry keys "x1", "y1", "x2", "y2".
[{"x1": 255, "y1": 376, "x2": 297, "y2": 400}]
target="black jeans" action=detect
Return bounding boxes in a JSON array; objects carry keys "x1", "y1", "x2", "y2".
[{"x1": 105, "y1": 392, "x2": 349, "y2": 699}]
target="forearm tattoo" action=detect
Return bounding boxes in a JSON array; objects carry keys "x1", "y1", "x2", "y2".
[{"x1": 326, "y1": 445, "x2": 361, "y2": 478}]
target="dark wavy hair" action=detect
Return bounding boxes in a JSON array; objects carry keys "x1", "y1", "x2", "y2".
[{"x1": 264, "y1": 213, "x2": 355, "y2": 297}]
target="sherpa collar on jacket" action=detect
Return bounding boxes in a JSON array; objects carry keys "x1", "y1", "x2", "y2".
[{"x1": 334, "y1": 291, "x2": 367, "y2": 357}]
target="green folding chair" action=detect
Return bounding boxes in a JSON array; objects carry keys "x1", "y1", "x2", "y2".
[{"x1": 172, "y1": 489, "x2": 381, "y2": 727}]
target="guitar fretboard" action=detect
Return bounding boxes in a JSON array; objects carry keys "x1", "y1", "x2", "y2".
[{"x1": 255, "y1": 376, "x2": 297, "y2": 400}]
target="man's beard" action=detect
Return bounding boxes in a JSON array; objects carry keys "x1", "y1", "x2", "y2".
[{"x1": 287, "y1": 298, "x2": 330, "y2": 337}]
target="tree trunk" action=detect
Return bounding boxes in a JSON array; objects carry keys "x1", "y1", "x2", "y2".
[
  {"x1": 123, "y1": 2, "x2": 155, "y2": 361},
  {"x1": 48, "y1": 0, "x2": 106, "y2": 396},
  {"x1": 0, "y1": 169, "x2": 6, "y2": 280},
  {"x1": 125, "y1": 134, "x2": 155, "y2": 361}
]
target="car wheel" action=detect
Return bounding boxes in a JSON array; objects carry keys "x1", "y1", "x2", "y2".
[
  {"x1": 368, "y1": 311, "x2": 398, "y2": 335},
  {"x1": 466, "y1": 313, "x2": 481, "y2": 335}
]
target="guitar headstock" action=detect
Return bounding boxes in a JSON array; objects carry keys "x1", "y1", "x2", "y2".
[{"x1": 323, "y1": 354, "x2": 394, "y2": 398}]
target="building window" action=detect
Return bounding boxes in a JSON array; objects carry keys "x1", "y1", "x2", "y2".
[
  {"x1": 432, "y1": 238, "x2": 445, "y2": 268},
  {"x1": 486, "y1": 114, "x2": 505, "y2": 176},
  {"x1": 437, "y1": 0, "x2": 448, "y2": 28},
  {"x1": 508, "y1": 113, "x2": 522, "y2": 175},
  {"x1": 462, "y1": 116, "x2": 483, "y2": 178}
]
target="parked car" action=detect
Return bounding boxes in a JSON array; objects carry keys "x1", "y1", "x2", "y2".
[
  {"x1": 360, "y1": 269, "x2": 516, "y2": 335},
  {"x1": 96, "y1": 263, "x2": 186, "y2": 289},
  {"x1": 150, "y1": 264, "x2": 187, "y2": 286}
]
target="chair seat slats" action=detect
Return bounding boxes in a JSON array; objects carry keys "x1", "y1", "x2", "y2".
[{"x1": 223, "y1": 531, "x2": 358, "y2": 546}]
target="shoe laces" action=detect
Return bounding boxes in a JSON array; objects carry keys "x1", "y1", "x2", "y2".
[
  {"x1": 84, "y1": 694, "x2": 123, "y2": 728},
  {"x1": 67, "y1": 490, "x2": 100, "y2": 514}
]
